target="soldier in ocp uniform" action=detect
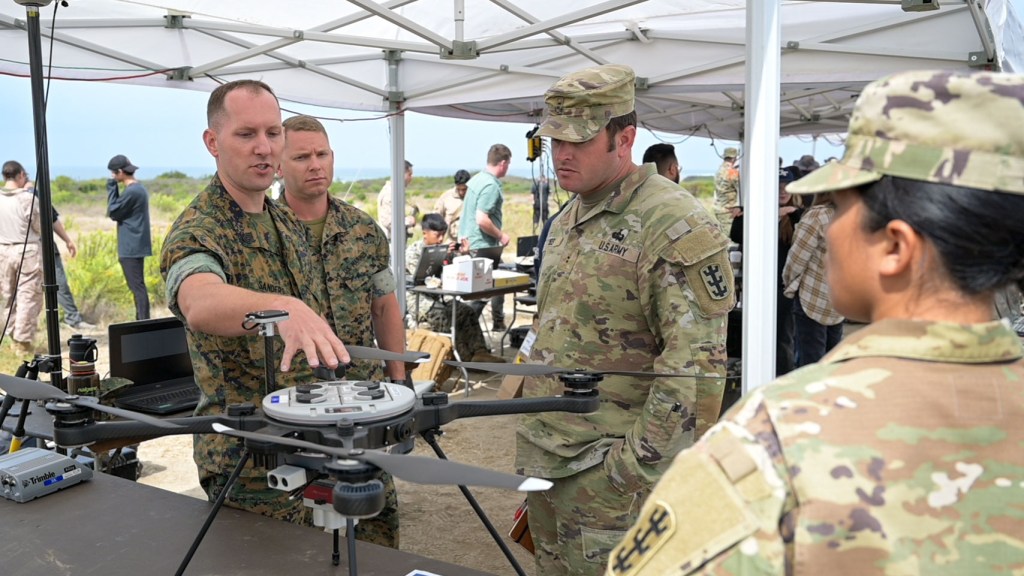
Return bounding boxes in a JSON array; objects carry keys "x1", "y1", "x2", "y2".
[
  {"x1": 162, "y1": 80, "x2": 350, "y2": 526},
  {"x1": 607, "y1": 69, "x2": 1024, "y2": 576},
  {"x1": 712, "y1": 147, "x2": 741, "y2": 232},
  {"x1": 516, "y1": 64, "x2": 734, "y2": 575}
]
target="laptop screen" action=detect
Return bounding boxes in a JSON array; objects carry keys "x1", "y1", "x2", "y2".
[
  {"x1": 469, "y1": 245, "x2": 504, "y2": 265},
  {"x1": 411, "y1": 244, "x2": 450, "y2": 285},
  {"x1": 108, "y1": 317, "x2": 194, "y2": 386}
]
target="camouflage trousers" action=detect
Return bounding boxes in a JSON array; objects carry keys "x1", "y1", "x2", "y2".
[
  {"x1": 200, "y1": 468, "x2": 400, "y2": 548},
  {"x1": 714, "y1": 212, "x2": 735, "y2": 236},
  {"x1": 527, "y1": 463, "x2": 646, "y2": 576},
  {"x1": 422, "y1": 299, "x2": 489, "y2": 360}
]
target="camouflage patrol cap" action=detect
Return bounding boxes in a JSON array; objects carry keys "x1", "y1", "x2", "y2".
[
  {"x1": 723, "y1": 147, "x2": 739, "y2": 158},
  {"x1": 535, "y1": 64, "x2": 635, "y2": 143},
  {"x1": 789, "y1": 70, "x2": 1024, "y2": 195}
]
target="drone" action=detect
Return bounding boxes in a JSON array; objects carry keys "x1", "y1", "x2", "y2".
[{"x1": 0, "y1": 310, "x2": 613, "y2": 576}]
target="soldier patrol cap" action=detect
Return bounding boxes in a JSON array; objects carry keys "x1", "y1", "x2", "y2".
[
  {"x1": 535, "y1": 64, "x2": 635, "y2": 143},
  {"x1": 789, "y1": 70, "x2": 1024, "y2": 196},
  {"x1": 723, "y1": 147, "x2": 739, "y2": 158}
]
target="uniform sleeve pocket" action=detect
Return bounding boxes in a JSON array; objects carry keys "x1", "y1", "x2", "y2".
[{"x1": 660, "y1": 224, "x2": 735, "y2": 319}]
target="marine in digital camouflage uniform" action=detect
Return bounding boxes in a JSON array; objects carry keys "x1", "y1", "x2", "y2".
[
  {"x1": 162, "y1": 81, "x2": 349, "y2": 530},
  {"x1": 162, "y1": 172, "x2": 324, "y2": 525},
  {"x1": 516, "y1": 63, "x2": 734, "y2": 576},
  {"x1": 712, "y1": 148, "x2": 740, "y2": 232},
  {"x1": 608, "y1": 70, "x2": 1024, "y2": 576},
  {"x1": 279, "y1": 114, "x2": 405, "y2": 547}
]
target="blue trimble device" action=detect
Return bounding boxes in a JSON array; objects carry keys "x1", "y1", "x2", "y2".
[{"x1": 0, "y1": 447, "x2": 93, "y2": 502}]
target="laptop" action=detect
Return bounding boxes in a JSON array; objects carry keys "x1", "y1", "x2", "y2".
[
  {"x1": 516, "y1": 235, "x2": 539, "y2": 258},
  {"x1": 109, "y1": 317, "x2": 201, "y2": 415},
  {"x1": 469, "y1": 245, "x2": 504, "y2": 265},
  {"x1": 406, "y1": 244, "x2": 450, "y2": 286}
]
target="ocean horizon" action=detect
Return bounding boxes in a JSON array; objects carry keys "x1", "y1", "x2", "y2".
[{"x1": 41, "y1": 164, "x2": 715, "y2": 182}]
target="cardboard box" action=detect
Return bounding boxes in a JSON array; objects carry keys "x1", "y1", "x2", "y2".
[
  {"x1": 492, "y1": 270, "x2": 532, "y2": 288},
  {"x1": 442, "y1": 257, "x2": 493, "y2": 292},
  {"x1": 497, "y1": 318, "x2": 539, "y2": 399}
]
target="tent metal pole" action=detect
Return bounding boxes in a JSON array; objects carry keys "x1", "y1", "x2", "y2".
[
  {"x1": 741, "y1": 0, "x2": 782, "y2": 394},
  {"x1": 455, "y1": 0, "x2": 464, "y2": 42},
  {"x1": 19, "y1": 0, "x2": 63, "y2": 390},
  {"x1": 386, "y1": 50, "x2": 407, "y2": 318}
]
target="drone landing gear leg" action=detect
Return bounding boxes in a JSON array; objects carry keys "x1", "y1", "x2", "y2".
[
  {"x1": 346, "y1": 519, "x2": 357, "y2": 576},
  {"x1": 175, "y1": 449, "x2": 251, "y2": 576},
  {"x1": 421, "y1": 429, "x2": 528, "y2": 576}
]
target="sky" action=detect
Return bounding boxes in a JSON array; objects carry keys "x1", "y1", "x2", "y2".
[{"x1": 0, "y1": 73, "x2": 841, "y2": 182}]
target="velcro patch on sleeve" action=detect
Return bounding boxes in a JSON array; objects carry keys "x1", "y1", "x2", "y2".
[
  {"x1": 661, "y1": 223, "x2": 735, "y2": 318},
  {"x1": 606, "y1": 449, "x2": 758, "y2": 576}
]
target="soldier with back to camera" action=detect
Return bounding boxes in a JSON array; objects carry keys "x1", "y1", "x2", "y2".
[
  {"x1": 516, "y1": 64, "x2": 733, "y2": 576},
  {"x1": 608, "y1": 69, "x2": 1024, "y2": 576}
]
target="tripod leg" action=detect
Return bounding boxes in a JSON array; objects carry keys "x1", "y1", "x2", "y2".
[
  {"x1": 421, "y1": 430, "x2": 528, "y2": 576},
  {"x1": 175, "y1": 450, "x2": 251, "y2": 576},
  {"x1": 347, "y1": 519, "x2": 357, "y2": 576}
]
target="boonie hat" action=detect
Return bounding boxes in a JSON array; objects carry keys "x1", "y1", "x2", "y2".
[
  {"x1": 723, "y1": 147, "x2": 739, "y2": 158},
  {"x1": 789, "y1": 70, "x2": 1024, "y2": 196},
  {"x1": 107, "y1": 154, "x2": 138, "y2": 173},
  {"x1": 794, "y1": 154, "x2": 820, "y2": 172},
  {"x1": 536, "y1": 64, "x2": 635, "y2": 143}
]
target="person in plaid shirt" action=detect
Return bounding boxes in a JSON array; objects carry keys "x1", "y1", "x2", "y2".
[{"x1": 783, "y1": 191, "x2": 844, "y2": 367}]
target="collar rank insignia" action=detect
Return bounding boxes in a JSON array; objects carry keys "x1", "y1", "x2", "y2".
[{"x1": 609, "y1": 501, "x2": 676, "y2": 576}]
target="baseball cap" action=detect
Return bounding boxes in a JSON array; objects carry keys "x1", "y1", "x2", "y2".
[
  {"x1": 779, "y1": 166, "x2": 799, "y2": 183},
  {"x1": 723, "y1": 147, "x2": 739, "y2": 158},
  {"x1": 107, "y1": 154, "x2": 138, "y2": 173},
  {"x1": 536, "y1": 64, "x2": 635, "y2": 143},
  {"x1": 789, "y1": 70, "x2": 1024, "y2": 196}
]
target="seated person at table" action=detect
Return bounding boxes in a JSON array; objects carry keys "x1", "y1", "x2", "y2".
[{"x1": 406, "y1": 213, "x2": 505, "y2": 364}]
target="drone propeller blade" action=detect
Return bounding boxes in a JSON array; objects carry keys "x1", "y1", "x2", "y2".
[
  {"x1": 347, "y1": 345, "x2": 429, "y2": 364},
  {"x1": 0, "y1": 372, "x2": 63, "y2": 401},
  {"x1": 0, "y1": 373, "x2": 180, "y2": 429},
  {"x1": 445, "y1": 361, "x2": 562, "y2": 376},
  {"x1": 444, "y1": 361, "x2": 689, "y2": 379},
  {"x1": 211, "y1": 424, "x2": 550, "y2": 492}
]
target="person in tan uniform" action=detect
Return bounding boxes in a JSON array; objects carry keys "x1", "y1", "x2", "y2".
[
  {"x1": 0, "y1": 161, "x2": 42, "y2": 354},
  {"x1": 607, "y1": 69, "x2": 1024, "y2": 576}
]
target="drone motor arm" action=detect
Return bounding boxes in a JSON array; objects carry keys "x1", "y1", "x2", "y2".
[{"x1": 412, "y1": 394, "x2": 599, "y2": 433}]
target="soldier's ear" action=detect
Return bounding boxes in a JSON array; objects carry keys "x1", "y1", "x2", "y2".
[
  {"x1": 617, "y1": 125, "x2": 636, "y2": 158},
  {"x1": 877, "y1": 219, "x2": 920, "y2": 279}
]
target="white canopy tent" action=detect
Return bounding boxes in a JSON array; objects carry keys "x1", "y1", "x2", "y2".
[{"x1": 1, "y1": 0, "x2": 1019, "y2": 389}]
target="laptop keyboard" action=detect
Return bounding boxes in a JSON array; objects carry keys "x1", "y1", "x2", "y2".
[{"x1": 131, "y1": 387, "x2": 200, "y2": 410}]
